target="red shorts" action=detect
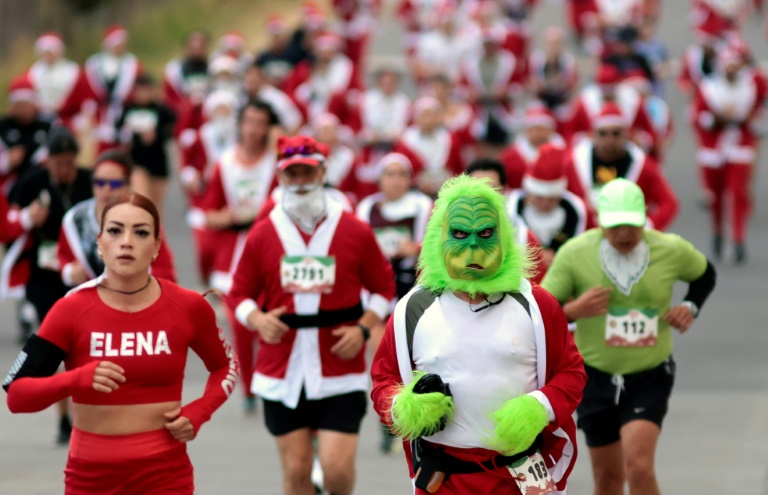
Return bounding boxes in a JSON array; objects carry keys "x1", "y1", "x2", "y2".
[{"x1": 64, "y1": 428, "x2": 193, "y2": 495}]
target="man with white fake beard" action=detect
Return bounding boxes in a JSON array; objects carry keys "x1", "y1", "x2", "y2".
[
  {"x1": 228, "y1": 135, "x2": 396, "y2": 495},
  {"x1": 542, "y1": 179, "x2": 717, "y2": 495}
]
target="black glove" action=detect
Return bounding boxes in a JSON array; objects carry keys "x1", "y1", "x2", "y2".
[{"x1": 413, "y1": 373, "x2": 452, "y2": 397}]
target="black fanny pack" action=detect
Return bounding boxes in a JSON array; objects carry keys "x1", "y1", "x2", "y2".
[
  {"x1": 411, "y1": 435, "x2": 543, "y2": 493},
  {"x1": 279, "y1": 302, "x2": 364, "y2": 329}
]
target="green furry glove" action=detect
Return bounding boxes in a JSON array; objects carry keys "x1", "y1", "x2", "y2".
[
  {"x1": 490, "y1": 395, "x2": 549, "y2": 456},
  {"x1": 390, "y1": 371, "x2": 454, "y2": 440}
]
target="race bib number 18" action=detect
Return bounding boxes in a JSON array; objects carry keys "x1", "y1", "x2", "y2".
[
  {"x1": 507, "y1": 451, "x2": 556, "y2": 494},
  {"x1": 605, "y1": 307, "x2": 659, "y2": 347},
  {"x1": 280, "y1": 256, "x2": 336, "y2": 294}
]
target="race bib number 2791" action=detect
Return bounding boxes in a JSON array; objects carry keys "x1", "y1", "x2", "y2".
[{"x1": 280, "y1": 256, "x2": 336, "y2": 294}]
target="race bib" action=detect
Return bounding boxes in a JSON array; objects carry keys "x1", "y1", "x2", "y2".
[
  {"x1": 373, "y1": 226, "x2": 411, "y2": 259},
  {"x1": 37, "y1": 241, "x2": 60, "y2": 271},
  {"x1": 280, "y1": 256, "x2": 336, "y2": 294},
  {"x1": 507, "y1": 451, "x2": 556, "y2": 494},
  {"x1": 605, "y1": 307, "x2": 659, "y2": 347},
  {"x1": 235, "y1": 179, "x2": 261, "y2": 219}
]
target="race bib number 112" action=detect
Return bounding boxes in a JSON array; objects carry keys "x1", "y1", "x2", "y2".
[{"x1": 280, "y1": 256, "x2": 336, "y2": 294}]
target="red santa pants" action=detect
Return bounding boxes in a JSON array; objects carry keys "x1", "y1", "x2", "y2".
[
  {"x1": 192, "y1": 226, "x2": 217, "y2": 284},
  {"x1": 64, "y1": 428, "x2": 193, "y2": 495},
  {"x1": 701, "y1": 163, "x2": 753, "y2": 243}
]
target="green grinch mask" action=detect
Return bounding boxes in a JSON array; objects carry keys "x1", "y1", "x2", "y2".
[
  {"x1": 417, "y1": 175, "x2": 532, "y2": 297},
  {"x1": 442, "y1": 196, "x2": 503, "y2": 280}
]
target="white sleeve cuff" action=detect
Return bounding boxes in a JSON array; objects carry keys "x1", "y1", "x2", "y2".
[
  {"x1": 367, "y1": 293, "x2": 392, "y2": 320},
  {"x1": 528, "y1": 390, "x2": 556, "y2": 423},
  {"x1": 186, "y1": 208, "x2": 206, "y2": 229},
  {"x1": 180, "y1": 166, "x2": 199, "y2": 186},
  {"x1": 19, "y1": 207, "x2": 34, "y2": 231},
  {"x1": 61, "y1": 263, "x2": 76, "y2": 287},
  {"x1": 235, "y1": 299, "x2": 258, "y2": 328}
]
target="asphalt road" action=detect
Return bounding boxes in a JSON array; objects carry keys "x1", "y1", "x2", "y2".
[{"x1": 1, "y1": 0, "x2": 768, "y2": 494}]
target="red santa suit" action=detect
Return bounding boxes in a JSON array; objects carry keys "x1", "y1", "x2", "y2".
[
  {"x1": 57, "y1": 198, "x2": 176, "y2": 287},
  {"x1": 568, "y1": 65, "x2": 656, "y2": 150},
  {"x1": 691, "y1": 54, "x2": 761, "y2": 244},
  {"x1": 500, "y1": 107, "x2": 566, "y2": 190},
  {"x1": 229, "y1": 201, "x2": 396, "y2": 407},
  {"x1": 162, "y1": 56, "x2": 209, "y2": 115},
  {"x1": 458, "y1": 33, "x2": 521, "y2": 142},
  {"x1": 565, "y1": 136, "x2": 679, "y2": 231},
  {"x1": 356, "y1": 87, "x2": 411, "y2": 143},
  {"x1": 199, "y1": 147, "x2": 276, "y2": 397},
  {"x1": 332, "y1": 0, "x2": 381, "y2": 76},
  {"x1": 566, "y1": 0, "x2": 599, "y2": 39},
  {"x1": 528, "y1": 46, "x2": 579, "y2": 134},
  {"x1": 370, "y1": 279, "x2": 585, "y2": 493},
  {"x1": 338, "y1": 146, "x2": 389, "y2": 203},
  {"x1": 677, "y1": 17, "x2": 727, "y2": 96},
  {"x1": 84, "y1": 26, "x2": 142, "y2": 153},
  {"x1": 26, "y1": 33, "x2": 91, "y2": 130},
  {"x1": 284, "y1": 35, "x2": 356, "y2": 122},
  {"x1": 0, "y1": 193, "x2": 32, "y2": 300}
]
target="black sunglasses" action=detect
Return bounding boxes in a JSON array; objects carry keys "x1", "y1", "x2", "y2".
[
  {"x1": 597, "y1": 129, "x2": 622, "y2": 138},
  {"x1": 92, "y1": 178, "x2": 127, "y2": 189}
]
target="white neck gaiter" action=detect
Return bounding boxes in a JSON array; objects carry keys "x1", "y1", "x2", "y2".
[{"x1": 282, "y1": 182, "x2": 327, "y2": 233}]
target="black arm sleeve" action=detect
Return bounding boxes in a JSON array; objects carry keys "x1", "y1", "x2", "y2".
[
  {"x1": 2, "y1": 335, "x2": 67, "y2": 392},
  {"x1": 683, "y1": 260, "x2": 716, "y2": 310}
]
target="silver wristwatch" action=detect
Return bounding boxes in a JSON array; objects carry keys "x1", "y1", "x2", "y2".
[{"x1": 680, "y1": 301, "x2": 699, "y2": 318}]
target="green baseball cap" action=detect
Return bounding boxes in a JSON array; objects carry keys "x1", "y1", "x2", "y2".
[{"x1": 597, "y1": 178, "x2": 646, "y2": 228}]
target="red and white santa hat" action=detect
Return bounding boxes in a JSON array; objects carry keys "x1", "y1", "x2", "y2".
[
  {"x1": 102, "y1": 25, "x2": 128, "y2": 49},
  {"x1": 219, "y1": 31, "x2": 246, "y2": 52},
  {"x1": 277, "y1": 135, "x2": 327, "y2": 170},
  {"x1": 303, "y1": 2, "x2": 327, "y2": 30},
  {"x1": 695, "y1": 15, "x2": 726, "y2": 45},
  {"x1": 376, "y1": 152, "x2": 413, "y2": 177},
  {"x1": 7, "y1": 75, "x2": 37, "y2": 105},
  {"x1": 523, "y1": 105, "x2": 556, "y2": 129},
  {"x1": 596, "y1": 64, "x2": 622, "y2": 87},
  {"x1": 203, "y1": 90, "x2": 238, "y2": 117},
  {"x1": 314, "y1": 31, "x2": 342, "y2": 53},
  {"x1": 266, "y1": 14, "x2": 287, "y2": 35},
  {"x1": 35, "y1": 31, "x2": 64, "y2": 55},
  {"x1": 594, "y1": 102, "x2": 628, "y2": 129},
  {"x1": 523, "y1": 144, "x2": 567, "y2": 197},
  {"x1": 208, "y1": 55, "x2": 239, "y2": 75}
]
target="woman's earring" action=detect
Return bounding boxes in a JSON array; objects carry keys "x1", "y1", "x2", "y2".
[{"x1": 97, "y1": 250, "x2": 103, "y2": 258}]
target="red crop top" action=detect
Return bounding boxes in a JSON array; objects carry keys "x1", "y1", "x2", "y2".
[{"x1": 37, "y1": 279, "x2": 233, "y2": 406}]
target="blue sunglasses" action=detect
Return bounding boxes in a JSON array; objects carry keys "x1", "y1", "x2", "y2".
[{"x1": 92, "y1": 178, "x2": 127, "y2": 189}]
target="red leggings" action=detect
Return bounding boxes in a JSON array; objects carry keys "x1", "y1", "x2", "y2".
[
  {"x1": 65, "y1": 428, "x2": 193, "y2": 495},
  {"x1": 701, "y1": 164, "x2": 753, "y2": 243},
  {"x1": 225, "y1": 304, "x2": 258, "y2": 398}
]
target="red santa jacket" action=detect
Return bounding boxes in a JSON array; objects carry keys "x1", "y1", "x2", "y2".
[
  {"x1": 229, "y1": 203, "x2": 396, "y2": 407},
  {"x1": 568, "y1": 84, "x2": 657, "y2": 150},
  {"x1": 565, "y1": 140, "x2": 678, "y2": 230},
  {"x1": 394, "y1": 126, "x2": 464, "y2": 178},
  {"x1": 370, "y1": 281, "x2": 585, "y2": 492},
  {"x1": 198, "y1": 148, "x2": 278, "y2": 293},
  {"x1": 26, "y1": 59, "x2": 92, "y2": 130},
  {"x1": 691, "y1": 69, "x2": 763, "y2": 167}
]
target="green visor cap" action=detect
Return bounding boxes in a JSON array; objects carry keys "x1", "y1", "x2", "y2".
[{"x1": 597, "y1": 178, "x2": 647, "y2": 228}]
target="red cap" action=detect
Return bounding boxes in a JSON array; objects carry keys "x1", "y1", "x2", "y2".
[
  {"x1": 596, "y1": 64, "x2": 622, "y2": 86},
  {"x1": 219, "y1": 31, "x2": 245, "y2": 51},
  {"x1": 695, "y1": 15, "x2": 726, "y2": 44},
  {"x1": 35, "y1": 32, "x2": 64, "y2": 54},
  {"x1": 277, "y1": 135, "x2": 326, "y2": 170},
  {"x1": 266, "y1": 15, "x2": 287, "y2": 35},
  {"x1": 8, "y1": 75, "x2": 36, "y2": 104},
  {"x1": 594, "y1": 102, "x2": 627, "y2": 129},
  {"x1": 523, "y1": 105, "x2": 556, "y2": 129},
  {"x1": 523, "y1": 144, "x2": 567, "y2": 197},
  {"x1": 103, "y1": 25, "x2": 128, "y2": 48}
]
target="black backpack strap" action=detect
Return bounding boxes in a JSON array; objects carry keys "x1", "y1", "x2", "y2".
[
  {"x1": 405, "y1": 288, "x2": 439, "y2": 362},
  {"x1": 508, "y1": 291, "x2": 531, "y2": 318}
]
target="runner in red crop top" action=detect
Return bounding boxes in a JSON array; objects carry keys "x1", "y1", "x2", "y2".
[{"x1": 3, "y1": 193, "x2": 237, "y2": 495}]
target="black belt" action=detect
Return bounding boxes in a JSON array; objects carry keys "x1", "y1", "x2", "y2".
[
  {"x1": 278, "y1": 302, "x2": 364, "y2": 329},
  {"x1": 229, "y1": 221, "x2": 254, "y2": 232},
  {"x1": 411, "y1": 436, "x2": 542, "y2": 491}
]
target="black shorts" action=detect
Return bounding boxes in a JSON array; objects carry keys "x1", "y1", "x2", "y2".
[
  {"x1": 262, "y1": 389, "x2": 367, "y2": 437},
  {"x1": 577, "y1": 356, "x2": 676, "y2": 448}
]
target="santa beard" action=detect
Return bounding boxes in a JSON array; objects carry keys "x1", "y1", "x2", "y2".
[
  {"x1": 599, "y1": 239, "x2": 650, "y2": 296},
  {"x1": 282, "y1": 182, "x2": 327, "y2": 233}
]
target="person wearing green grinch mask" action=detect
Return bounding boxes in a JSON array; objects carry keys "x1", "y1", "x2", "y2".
[{"x1": 371, "y1": 175, "x2": 586, "y2": 494}]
